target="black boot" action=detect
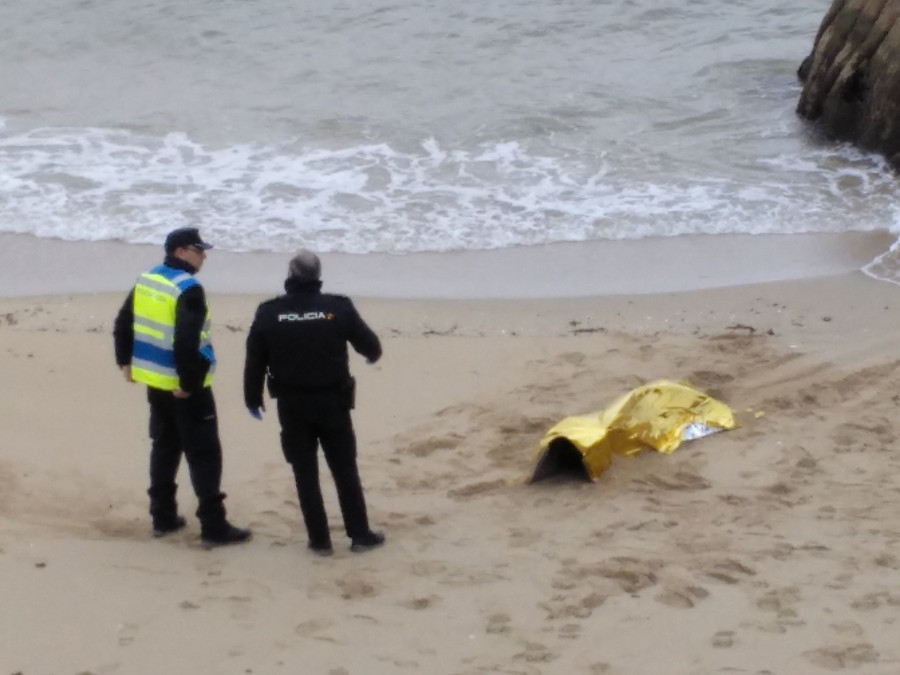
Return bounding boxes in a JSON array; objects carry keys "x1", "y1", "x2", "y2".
[
  {"x1": 201, "y1": 521, "x2": 252, "y2": 547},
  {"x1": 198, "y1": 493, "x2": 251, "y2": 547},
  {"x1": 350, "y1": 530, "x2": 385, "y2": 553},
  {"x1": 307, "y1": 539, "x2": 334, "y2": 557},
  {"x1": 148, "y1": 484, "x2": 185, "y2": 537},
  {"x1": 153, "y1": 515, "x2": 187, "y2": 537}
]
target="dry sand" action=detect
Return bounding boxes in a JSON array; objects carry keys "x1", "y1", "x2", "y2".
[{"x1": 2, "y1": 238, "x2": 900, "y2": 674}]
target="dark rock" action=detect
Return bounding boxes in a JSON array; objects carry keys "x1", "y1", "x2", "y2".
[{"x1": 796, "y1": 0, "x2": 900, "y2": 168}]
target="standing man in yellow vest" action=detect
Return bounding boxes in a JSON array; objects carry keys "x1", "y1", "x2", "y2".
[{"x1": 114, "y1": 228, "x2": 251, "y2": 547}]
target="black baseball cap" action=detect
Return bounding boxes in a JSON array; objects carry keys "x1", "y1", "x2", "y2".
[{"x1": 164, "y1": 228, "x2": 213, "y2": 253}]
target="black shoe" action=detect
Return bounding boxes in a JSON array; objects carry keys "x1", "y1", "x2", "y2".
[
  {"x1": 350, "y1": 531, "x2": 385, "y2": 553},
  {"x1": 152, "y1": 515, "x2": 187, "y2": 538},
  {"x1": 201, "y1": 522, "x2": 252, "y2": 548},
  {"x1": 308, "y1": 541, "x2": 334, "y2": 557}
]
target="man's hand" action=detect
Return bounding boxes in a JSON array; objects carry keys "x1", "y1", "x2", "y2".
[
  {"x1": 173, "y1": 388, "x2": 191, "y2": 399},
  {"x1": 120, "y1": 365, "x2": 133, "y2": 382}
]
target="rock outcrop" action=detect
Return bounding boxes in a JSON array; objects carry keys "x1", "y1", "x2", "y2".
[{"x1": 797, "y1": 0, "x2": 900, "y2": 167}]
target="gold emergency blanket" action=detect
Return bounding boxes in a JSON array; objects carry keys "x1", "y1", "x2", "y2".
[{"x1": 530, "y1": 379, "x2": 736, "y2": 482}]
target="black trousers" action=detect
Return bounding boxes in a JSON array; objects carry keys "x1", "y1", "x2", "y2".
[
  {"x1": 146, "y1": 386, "x2": 226, "y2": 526},
  {"x1": 276, "y1": 390, "x2": 371, "y2": 546}
]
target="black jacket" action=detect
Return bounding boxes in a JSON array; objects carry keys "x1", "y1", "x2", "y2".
[
  {"x1": 243, "y1": 278, "x2": 382, "y2": 409},
  {"x1": 113, "y1": 256, "x2": 212, "y2": 393}
]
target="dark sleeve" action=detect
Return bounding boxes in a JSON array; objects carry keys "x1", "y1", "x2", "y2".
[
  {"x1": 173, "y1": 284, "x2": 209, "y2": 393},
  {"x1": 113, "y1": 289, "x2": 135, "y2": 366},
  {"x1": 345, "y1": 300, "x2": 382, "y2": 363},
  {"x1": 243, "y1": 307, "x2": 269, "y2": 409}
]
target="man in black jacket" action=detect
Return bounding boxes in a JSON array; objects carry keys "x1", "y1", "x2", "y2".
[
  {"x1": 244, "y1": 249, "x2": 384, "y2": 556},
  {"x1": 114, "y1": 227, "x2": 251, "y2": 547}
]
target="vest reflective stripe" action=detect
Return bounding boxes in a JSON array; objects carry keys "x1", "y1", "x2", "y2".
[
  {"x1": 134, "y1": 319, "x2": 170, "y2": 342},
  {"x1": 131, "y1": 264, "x2": 216, "y2": 390}
]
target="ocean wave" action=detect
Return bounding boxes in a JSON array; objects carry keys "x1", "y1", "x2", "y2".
[{"x1": 3, "y1": 124, "x2": 899, "y2": 254}]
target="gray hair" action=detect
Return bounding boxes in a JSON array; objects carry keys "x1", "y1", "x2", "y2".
[{"x1": 288, "y1": 249, "x2": 321, "y2": 282}]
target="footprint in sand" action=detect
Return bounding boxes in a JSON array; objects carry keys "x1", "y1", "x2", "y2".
[
  {"x1": 626, "y1": 519, "x2": 678, "y2": 532},
  {"x1": 765, "y1": 481, "x2": 795, "y2": 497},
  {"x1": 596, "y1": 567, "x2": 659, "y2": 594},
  {"x1": 399, "y1": 595, "x2": 441, "y2": 611},
  {"x1": 557, "y1": 351, "x2": 587, "y2": 366},
  {"x1": 686, "y1": 370, "x2": 735, "y2": 401},
  {"x1": 92, "y1": 517, "x2": 148, "y2": 540},
  {"x1": 701, "y1": 558, "x2": 756, "y2": 585},
  {"x1": 335, "y1": 578, "x2": 380, "y2": 600},
  {"x1": 541, "y1": 557, "x2": 665, "y2": 621},
  {"x1": 711, "y1": 630, "x2": 735, "y2": 648},
  {"x1": 513, "y1": 642, "x2": 558, "y2": 664},
  {"x1": 639, "y1": 471, "x2": 711, "y2": 491},
  {"x1": 831, "y1": 417, "x2": 895, "y2": 454},
  {"x1": 654, "y1": 585, "x2": 709, "y2": 609},
  {"x1": 409, "y1": 560, "x2": 448, "y2": 577},
  {"x1": 874, "y1": 552, "x2": 899, "y2": 569},
  {"x1": 180, "y1": 594, "x2": 255, "y2": 620},
  {"x1": 508, "y1": 527, "x2": 542, "y2": 548},
  {"x1": 540, "y1": 589, "x2": 607, "y2": 621},
  {"x1": 803, "y1": 643, "x2": 879, "y2": 670},
  {"x1": 117, "y1": 622, "x2": 139, "y2": 646},
  {"x1": 817, "y1": 505, "x2": 837, "y2": 521},
  {"x1": 446, "y1": 479, "x2": 507, "y2": 500},
  {"x1": 558, "y1": 623, "x2": 581, "y2": 640},
  {"x1": 295, "y1": 617, "x2": 336, "y2": 638},
  {"x1": 486, "y1": 613, "x2": 511, "y2": 635},
  {"x1": 756, "y1": 586, "x2": 802, "y2": 619},
  {"x1": 830, "y1": 621, "x2": 864, "y2": 637},
  {"x1": 792, "y1": 455, "x2": 819, "y2": 479},
  {"x1": 567, "y1": 556, "x2": 664, "y2": 594},
  {"x1": 850, "y1": 591, "x2": 900, "y2": 611},
  {"x1": 402, "y1": 434, "x2": 464, "y2": 458},
  {"x1": 748, "y1": 601, "x2": 806, "y2": 634}
]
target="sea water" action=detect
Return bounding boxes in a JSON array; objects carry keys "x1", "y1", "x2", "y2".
[{"x1": 2, "y1": 0, "x2": 900, "y2": 281}]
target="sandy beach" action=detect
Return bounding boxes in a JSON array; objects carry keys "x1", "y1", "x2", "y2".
[{"x1": 2, "y1": 237, "x2": 900, "y2": 674}]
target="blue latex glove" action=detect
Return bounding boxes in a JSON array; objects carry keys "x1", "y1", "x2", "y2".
[{"x1": 248, "y1": 407, "x2": 263, "y2": 420}]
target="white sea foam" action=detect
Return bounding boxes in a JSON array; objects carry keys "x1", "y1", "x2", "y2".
[{"x1": 3, "y1": 123, "x2": 899, "y2": 255}]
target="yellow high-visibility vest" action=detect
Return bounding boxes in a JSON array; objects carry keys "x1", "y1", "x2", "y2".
[{"x1": 130, "y1": 264, "x2": 215, "y2": 390}]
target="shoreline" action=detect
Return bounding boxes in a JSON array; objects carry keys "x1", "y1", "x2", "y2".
[{"x1": 1, "y1": 230, "x2": 895, "y2": 298}]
